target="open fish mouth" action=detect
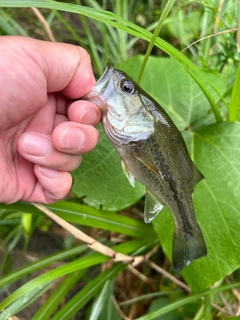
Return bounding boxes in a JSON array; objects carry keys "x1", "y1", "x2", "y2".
[
  {"x1": 93, "y1": 63, "x2": 114, "y2": 95},
  {"x1": 84, "y1": 64, "x2": 114, "y2": 109}
]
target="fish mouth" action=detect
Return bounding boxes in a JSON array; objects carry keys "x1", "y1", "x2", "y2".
[
  {"x1": 84, "y1": 64, "x2": 114, "y2": 109},
  {"x1": 93, "y1": 63, "x2": 114, "y2": 95}
]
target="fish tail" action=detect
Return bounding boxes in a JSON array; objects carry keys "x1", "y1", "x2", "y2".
[{"x1": 172, "y1": 227, "x2": 207, "y2": 272}]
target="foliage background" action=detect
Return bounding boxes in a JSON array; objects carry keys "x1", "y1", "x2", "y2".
[{"x1": 0, "y1": 0, "x2": 240, "y2": 319}]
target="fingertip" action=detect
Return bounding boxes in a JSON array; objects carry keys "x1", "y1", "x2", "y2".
[
  {"x1": 35, "y1": 165, "x2": 72, "y2": 203},
  {"x1": 52, "y1": 122, "x2": 99, "y2": 154},
  {"x1": 68, "y1": 100, "x2": 102, "y2": 126}
]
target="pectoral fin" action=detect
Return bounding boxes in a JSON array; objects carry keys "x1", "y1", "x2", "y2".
[
  {"x1": 121, "y1": 160, "x2": 135, "y2": 187},
  {"x1": 144, "y1": 192, "x2": 164, "y2": 223},
  {"x1": 135, "y1": 153, "x2": 163, "y2": 178}
]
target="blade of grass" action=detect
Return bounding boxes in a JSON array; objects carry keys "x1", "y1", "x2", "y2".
[
  {"x1": 137, "y1": 0, "x2": 176, "y2": 84},
  {"x1": 0, "y1": 9, "x2": 28, "y2": 35},
  {"x1": 51, "y1": 264, "x2": 125, "y2": 320},
  {"x1": 89, "y1": 279, "x2": 111, "y2": 320},
  {"x1": 0, "y1": 282, "x2": 54, "y2": 320},
  {"x1": 186, "y1": 67, "x2": 223, "y2": 122},
  {"x1": 0, "y1": 237, "x2": 154, "y2": 310},
  {"x1": 78, "y1": 10, "x2": 103, "y2": 76},
  {"x1": 135, "y1": 282, "x2": 240, "y2": 320},
  {"x1": 32, "y1": 270, "x2": 85, "y2": 320},
  {"x1": 0, "y1": 245, "x2": 88, "y2": 287},
  {"x1": 227, "y1": 62, "x2": 240, "y2": 121},
  {"x1": 0, "y1": 201, "x2": 152, "y2": 237},
  {"x1": 114, "y1": 0, "x2": 128, "y2": 61}
]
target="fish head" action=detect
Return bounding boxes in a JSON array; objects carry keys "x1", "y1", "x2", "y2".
[
  {"x1": 89, "y1": 64, "x2": 138, "y2": 114},
  {"x1": 85, "y1": 64, "x2": 155, "y2": 144}
]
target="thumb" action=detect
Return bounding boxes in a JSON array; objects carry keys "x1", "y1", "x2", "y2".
[{"x1": 0, "y1": 36, "x2": 95, "y2": 130}]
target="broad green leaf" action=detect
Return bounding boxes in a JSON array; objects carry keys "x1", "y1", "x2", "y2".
[
  {"x1": 72, "y1": 125, "x2": 145, "y2": 211},
  {"x1": 117, "y1": 56, "x2": 225, "y2": 130},
  {"x1": 154, "y1": 122, "x2": 240, "y2": 292}
]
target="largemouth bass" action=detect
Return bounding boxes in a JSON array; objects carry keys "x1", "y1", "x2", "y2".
[{"x1": 86, "y1": 64, "x2": 207, "y2": 272}]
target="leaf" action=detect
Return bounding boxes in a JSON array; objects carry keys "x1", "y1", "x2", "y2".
[
  {"x1": 153, "y1": 122, "x2": 240, "y2": 292},
  {"x1": 72, "y1": 125, "x2": 145, "y2": 211},
  {"x1": 117, "y1": 56, "x2": 225, "y2": 131}
]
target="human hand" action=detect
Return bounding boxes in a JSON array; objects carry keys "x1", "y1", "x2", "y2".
[{"x1": 0, "y1": 36, "x2": 101, "y2": 204}]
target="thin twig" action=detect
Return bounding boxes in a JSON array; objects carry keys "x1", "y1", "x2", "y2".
[
  {"x1": 127, "y1": 265, "x2": 149, "y2": 283},
  {"x1": 111, "y1": 295, "x2": 130, "y2": 320},
  {"x1": 210, "y1": 302, "x2": 230, "y2": 316},
  {"x1": 226, "y1": 277, "x2": 240, "y2": 303},
  {"x1": 225, "y1": 277, "x2": 240, "y2": 315},
  {"x1": 31, "y1": 7, "x2": 56, "y2": 42},
  {"x1": 144, "y1": 245, "x2": 159, "y2": 260},
  {"x1": 181, "y1": 28, "x2": 237, "y2": 54},
  {"x1": 145, "y1": 259, "x2": 191, "y2": 293},
  {"x1": 218, "y1": 292, "x2": 233, "y2": 316},
  {"x1": 32, "y1": 202, "x2": 141, "y2": 264}
]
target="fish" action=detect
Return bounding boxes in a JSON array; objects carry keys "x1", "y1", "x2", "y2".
[{"x1": 85, "y1": 64, "x2": 207, "y2": 272}]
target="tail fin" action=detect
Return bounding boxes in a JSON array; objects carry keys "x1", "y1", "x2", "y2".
[{"x1": 172, "y1": 229, "x2": 207, "y2": 272}]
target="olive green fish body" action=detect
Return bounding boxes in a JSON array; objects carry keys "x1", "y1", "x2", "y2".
[{"x1": 86, "y1": 65, "x2": 207, "y2": 271}]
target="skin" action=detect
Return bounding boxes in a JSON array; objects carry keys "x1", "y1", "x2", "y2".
[{"x1": 0, "y1": 36, "x2": 102, "y2": 204}]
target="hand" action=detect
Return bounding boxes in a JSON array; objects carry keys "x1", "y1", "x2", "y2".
[{"x1": 0, "y1": 36, "x2": 101, "y2": 204}]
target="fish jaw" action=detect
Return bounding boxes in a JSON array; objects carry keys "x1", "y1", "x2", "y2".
[{"x1": 84, "y1": 64, "x2": 115, "y2": 112}]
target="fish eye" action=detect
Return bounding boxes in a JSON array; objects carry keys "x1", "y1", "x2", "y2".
[{"x1": 119, "y1": 80, "x2": 134, "y2": 94}]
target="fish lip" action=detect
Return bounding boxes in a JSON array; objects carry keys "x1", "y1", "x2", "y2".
[
  {"x1": 84, "y1": 64, "x2": 114, "y2": 110},
  {"x1": 92, "y1": 63, "x2": 114, "y2": 95}
]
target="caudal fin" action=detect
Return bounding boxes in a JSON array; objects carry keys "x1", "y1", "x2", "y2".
[{"x1": 172, "y1": 229, "x2": 207, "y2": 272}]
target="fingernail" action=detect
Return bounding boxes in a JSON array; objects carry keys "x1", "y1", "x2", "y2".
[
  {"x1": 23, "y1": 133, "x2": 52, "y2": 156},
  {"x1": 38, "y1": 166, "x2": 59, "y2": 178},
  {"x1": 60, "y1": 126, "x2": 86, "y2": 151},
  {"x1": 79, "y1": 109, "x2": 97, "y2": 125}
]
